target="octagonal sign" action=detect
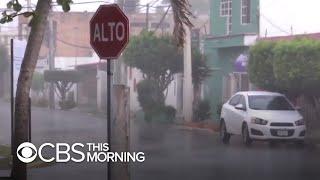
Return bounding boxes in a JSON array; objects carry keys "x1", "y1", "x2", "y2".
[{"x1": 90, "y1": 4, "x2": 129, "y2": 60}]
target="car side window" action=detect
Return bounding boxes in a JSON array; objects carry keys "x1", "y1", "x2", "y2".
[
  {"x1": 239, "y1": 95, "x2": 247, "y2": 109},
  {"x1": 229, "y1": 95, "x2": 240, "y2": 106}
]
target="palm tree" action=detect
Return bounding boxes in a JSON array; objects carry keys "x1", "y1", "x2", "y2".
[{"x1": 170, "y1": 0, "x2": 194, "y2": 46}]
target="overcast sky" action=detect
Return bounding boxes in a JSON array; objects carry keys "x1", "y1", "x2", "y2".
[{"x1": 1, "y1": 0, "x2": 320, "y2": 37}]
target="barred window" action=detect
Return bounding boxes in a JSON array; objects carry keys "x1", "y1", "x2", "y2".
[
  {"x1": 220, "y1": 0, "x2": 232, "y2": 34},
  {"x1": 220, "y1": 0, "x2": 232, "y2": 17},
  {"x1": 241, "y1": 0, "x2": 251, "y2": 24}
]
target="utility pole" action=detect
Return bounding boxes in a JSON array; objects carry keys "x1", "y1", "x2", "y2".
[
  {"x1": 146, "y1": 3, "x2": 150, "y2": 31},
  {"x1": 183, "y1": 26, "x2": 193, "y2": 122},
  {"x1": 48, "y1": 13, "x2": 56, "y2": 109},
  {"x1": 110, "y1": 85, "x2": 130, "y2": 180},
  {"x1": 110, "y1": 2, "x2": 130, "y2": 180},
  {"x1": 112, "y1": 0, "x2": 127, "y2": 85}
]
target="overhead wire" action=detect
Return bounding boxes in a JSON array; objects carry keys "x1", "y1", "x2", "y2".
[
  {"x1": 149, "y1": 0, "x2": 161, "y2": 7},
  {"x1": 152, "y1": 5, "x2": 171, "y2": 33},
  {"x1": 260, "y1": 13, "x2": 290, "y2": 35},
  {"x1": 56, "y1": 36, "x2": 91, "y2": 49}
]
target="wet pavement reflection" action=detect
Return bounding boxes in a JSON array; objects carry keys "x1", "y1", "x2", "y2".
[{"x1": 131, "y1": 119, "x2": 320, "y2": 180}]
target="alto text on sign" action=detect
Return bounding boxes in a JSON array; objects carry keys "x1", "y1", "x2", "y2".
[
  {"x1": 90, "y1": 4, "x2": 129, "y2": 59},
  {"x1": 93, "y1": 22, "x2": 125, "y2": 42}
]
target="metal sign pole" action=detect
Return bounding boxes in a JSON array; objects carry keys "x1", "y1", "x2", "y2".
[
  {"x1": 89, "y1": 5, "x2": 129, "y2": 180},
  {"x1": 107, "y1": 59, "x2": 112, "y2": 180}
]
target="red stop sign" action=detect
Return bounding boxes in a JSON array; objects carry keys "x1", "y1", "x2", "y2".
[{"x1": 90, "y1": 4, "x2": 129, "y2": 60}]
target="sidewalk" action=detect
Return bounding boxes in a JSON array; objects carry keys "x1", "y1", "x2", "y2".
[{"x1": 175, "y1": 120, "x2": 220, "y2": 133}]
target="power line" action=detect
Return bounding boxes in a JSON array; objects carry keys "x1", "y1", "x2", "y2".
[
  {"x1": 152, "y1": 5, "x2": 171, "y2": 33},
  {"x1": 260, "y1": 13, "x2": 290, "y2": 35},
  {"x1": 51, "y1": 1, "x2": 113, "y2": 6},
  {"x1": 1, "y1": 1, "x2": 168, "y2": 13},
  {"x1": 149, "y1": 0, "x2": 161, "y2": 7},
  {"x1": 139, "y1": 0, "x2": 160, "y2": 7},
  {"x1": 1, "y1": 1, "x2": 111, "y2": 12},
  {"x1": 56, "y1": 36, "x2": 91, "y2": 49}
]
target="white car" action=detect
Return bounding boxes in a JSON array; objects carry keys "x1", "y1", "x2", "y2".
[{"x1": 220, "y1": 91, "x2": 306, "y2": 146}]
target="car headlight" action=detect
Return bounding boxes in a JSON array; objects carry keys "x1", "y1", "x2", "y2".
[
  {"x1": 295, "y1": 119, "x2": 305, "y2": 126},
  {"x1": 251, "y1": 117, "x2": 268, "y2": 125}
]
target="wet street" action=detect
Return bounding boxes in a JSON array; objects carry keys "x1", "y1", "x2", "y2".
[
  {"x1": 131, "y1": 120, "x2": 320, "y2": 180},
  {"x1": 1, "y1": 100, "x2": 320, "y2": 180}
]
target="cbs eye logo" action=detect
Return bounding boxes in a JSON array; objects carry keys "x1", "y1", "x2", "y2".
[{"x1": 17, "y1": 142, "x2": 37, "y2": 163}]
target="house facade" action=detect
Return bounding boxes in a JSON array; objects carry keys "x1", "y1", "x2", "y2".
[{"x1": 204, "y1": 0, "x2": 260, "y2": 120}]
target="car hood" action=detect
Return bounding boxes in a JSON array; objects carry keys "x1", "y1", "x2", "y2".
[{"x1": 249, "y1": 110, "x2": 303, "y2": 122}]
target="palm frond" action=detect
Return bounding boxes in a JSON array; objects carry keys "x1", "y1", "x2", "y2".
[{"x1": 170, "y1": 0, "x2": 194, "y2": 47}]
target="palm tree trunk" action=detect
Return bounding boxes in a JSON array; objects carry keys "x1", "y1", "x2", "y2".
[{"x1": 12, "y1": 1, "x2": 51, "y2": 180}]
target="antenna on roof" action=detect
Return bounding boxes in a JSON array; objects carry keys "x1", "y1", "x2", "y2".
[{"x1": 265, "y1": 29, "x2": 268, "y2": 37}]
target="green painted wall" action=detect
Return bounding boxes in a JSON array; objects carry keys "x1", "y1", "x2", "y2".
[
  {"x1": 232, "y1": 0, "x2": 259, "y2": 34},
  {"x1": 204, "y1": 46, "x2": 249, "y2": 120},
  {"x1": 210, "y1": 0, "x2": 260, "y2": 36},
  {"x1": 205, "y1": 35, "x2": 245, "y2": 48},
  {"x1": 210, "y1": 0, "x2": 226, "y2": 36}
]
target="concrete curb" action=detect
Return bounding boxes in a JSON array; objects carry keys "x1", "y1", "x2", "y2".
[{"x1": 174, "y1": 125, "x2": 219, "y2": 134}]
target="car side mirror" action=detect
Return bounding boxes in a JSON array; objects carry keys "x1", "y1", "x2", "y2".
[
  {"x1": 295, "y1": 106, "x2": 302, "y2": 111},
  {"x1": 235, "y1": 104, "x2": 246, "y2": 111}
]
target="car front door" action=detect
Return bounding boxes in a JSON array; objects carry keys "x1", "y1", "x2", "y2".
[
  {"x1": 233, "y1": 95, "x2": 248, "y2": 135},
  {"x1": 224, "y1": 95, "x2": 240, "y2": 134}
]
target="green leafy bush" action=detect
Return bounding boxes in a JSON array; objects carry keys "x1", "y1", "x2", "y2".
[
  {"x1": 137, "y1": 79, "x2": 165, "y2": 112},
  {"x1": 249, "y1": 38, "x2": 320, "y2": 97},
  {"x1": 144, "y1": 105, "x2": 176, "y2": 123},
  {"x1": 164, "y1": 105, "x2": 176, "y2": 122},
  {"x1": 248, "y1": 41, "x2": 279, "y2": 91},
  {"x1": 194, "y1": 100, "x2": 211, "y2": 121},
  {"x1": 249, "y1": 38, "x2": 320, "y2": 143},
  {"x1": 137, "y1": 79, "x2": 176, "y2": 123}
]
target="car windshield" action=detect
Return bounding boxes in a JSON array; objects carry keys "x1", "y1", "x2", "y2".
[{"x1": 248, "y1": 95, "x2": 295, "y2": 110}]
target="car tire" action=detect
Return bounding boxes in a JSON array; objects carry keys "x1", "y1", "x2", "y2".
[
  {"x1": 242, "y1": 123, "x2": 252, "y2": 146},
  {"x1": 220, "y1": 120, "x2": 231, "y2": 144}
]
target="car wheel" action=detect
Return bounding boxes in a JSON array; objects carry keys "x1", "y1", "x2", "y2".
[
  {"x1": 220, "y1": 120, "x2": 231, "y2": 144},
  {"x1": 242, "y1": 123, "x2": 252, "y2": 146}
]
